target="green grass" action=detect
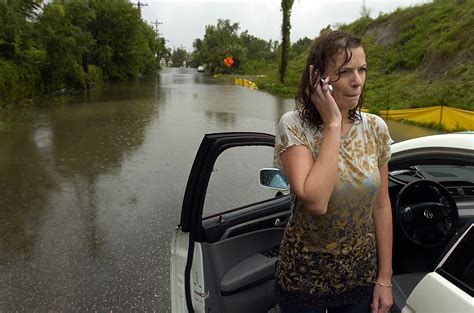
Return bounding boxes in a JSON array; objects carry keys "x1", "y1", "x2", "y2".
[{"x1": 253, "y1": 0, "x2": 474, "y2": 112}]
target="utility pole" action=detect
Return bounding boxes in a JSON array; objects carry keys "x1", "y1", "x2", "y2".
[
  {"x1": 133, "y1": 1, "x2": 148, "y2": 18},
  {"x1": 150, "y1": 20, "x2": 163, "y2": 38}
]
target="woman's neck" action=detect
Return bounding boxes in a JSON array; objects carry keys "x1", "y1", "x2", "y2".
[
  {"x1": 341, "y1": 110, "x2": 352, "y2": 124},
  {"x1": 340, "y1": 111, "x2": 354, "y2": 136}
]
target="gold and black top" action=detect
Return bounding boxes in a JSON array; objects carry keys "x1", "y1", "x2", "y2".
[{"x1": 273, "y1": 111, "x2": 392, "y2": 308}]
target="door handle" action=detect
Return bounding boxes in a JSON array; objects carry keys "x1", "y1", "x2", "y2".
[{"x1": 274, "y1": 218, "x2": 287, "y2": 227}]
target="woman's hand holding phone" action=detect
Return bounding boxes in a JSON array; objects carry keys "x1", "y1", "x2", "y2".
[
  {"x1": 309, "y1": 65, "x2": 341, "y2": 126},
  {"x1": 319, "y1": 77, "x2": 334, "y2": 94}
]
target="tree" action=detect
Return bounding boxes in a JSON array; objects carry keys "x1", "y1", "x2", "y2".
[
  {"x1": 171, "y1": 47, "x2": 188, "y2": 67},
  {"x1": 291, "y1": 36, "x2": 312, "y2": 57},
  {"x1": 136, "y1": 21, "x2": 161, "y2": 74},
  {"x1": 240, "y1": 31, "x2": 275, "y2": 61},
  {"x1": 0, "y1": 0, "x2": 44, "y2": 105},
  {"x1": 64, "y1": 0, "x2": 96, "y2": 80},
  {"x1": 88, "y1": 0, "x2": 146, "y2": 79},
  {"x1": 360, "y1": 1, "x2": 371, "y2": 18},
  {"x1": 280, "y1": 0, "x2": 295, "y2": 83},
  {"x1": 196, "y1": 19, "x2": 243, "y2": 74},
  {"x1": 189, "y1": 38, "x2": 203, "y2": 67},
  {"x1": 1, "y1": 0, "x2": 170, "y2": 106},
  {"x1": 156, "y1": 37, "x2": 171, "y2": 68},
  {"x1": 191, "y1": 19, "x2": 279, "y2": 74},
  {"x1": 36, "y1": 0, "x2": 95, "y2": 90},
  {"x1": 0, "y1": 0, "x2": 43, "y2": 59}
]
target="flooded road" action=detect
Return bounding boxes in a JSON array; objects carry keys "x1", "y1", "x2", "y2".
[{"x1": 0, "y1": 68, "x2": 440, "y2": 311}]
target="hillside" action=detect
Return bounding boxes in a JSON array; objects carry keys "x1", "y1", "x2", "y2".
[{"x1": 257, "y1": 0, "x2": 474, "y2": 111}]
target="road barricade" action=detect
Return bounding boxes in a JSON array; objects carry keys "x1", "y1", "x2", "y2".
[{"x1": 234, "y1": 78, "x2": 258, "y2": 90}]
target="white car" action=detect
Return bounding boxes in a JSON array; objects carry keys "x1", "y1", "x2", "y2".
[
  {"x1": 170, "y1": 132, "x2": 474, "y2": 313},
  {"x1": 197, "y1": 65, "x2": 205, "y2": 72}
]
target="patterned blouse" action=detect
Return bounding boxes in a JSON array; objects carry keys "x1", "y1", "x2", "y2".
[{"x1": 273, "y1": 110, "x2": 392, "y2": 308}]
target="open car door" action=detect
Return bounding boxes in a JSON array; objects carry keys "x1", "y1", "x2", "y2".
[
  {"x1": 400, "y1": 219, "x2": 474, "y2": 313},
  {"x1": 170, "y1": 132, "x2": 292, "y2": 313}
]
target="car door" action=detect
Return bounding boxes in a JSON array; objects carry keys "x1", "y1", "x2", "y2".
[
  {"x1": 401, "y1": 220, "x2": 474, "y2": 313},
  {"x1": 170, "y1": 132, "x2": 292, "y2": 313}
]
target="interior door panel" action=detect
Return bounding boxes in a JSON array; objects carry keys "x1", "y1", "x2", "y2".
[
  {"x1": 202, "y1": 195, "x2": 291, "y2": 243},
  {"x1": 200, "y1": 196, "x2": 291, "y2": 312},
  {"x1": 202, "y1": 227, "x2": 285, "y2": 313}
]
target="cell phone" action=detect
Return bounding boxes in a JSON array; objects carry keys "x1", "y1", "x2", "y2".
[{"x1": 320, "y1": 76, "x2": 334, "y2": 93}]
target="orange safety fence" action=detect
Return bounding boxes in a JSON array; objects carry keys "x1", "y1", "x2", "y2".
[{"x1": 376, "y1": 106, "x2": 473, "y2": 131}]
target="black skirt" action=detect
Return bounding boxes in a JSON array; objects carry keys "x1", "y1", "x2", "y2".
[{"x1": 275, "y1": 282, "x2": 373, "y2": 309}]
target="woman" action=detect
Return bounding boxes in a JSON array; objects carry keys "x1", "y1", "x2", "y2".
[{"x1": 273, "y1": 31, "x2": 393, "y2": 313}]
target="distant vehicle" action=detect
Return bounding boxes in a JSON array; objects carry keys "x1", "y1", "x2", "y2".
[{"x1": 197, "y1": 66, "x2": 205, "y2": 72}]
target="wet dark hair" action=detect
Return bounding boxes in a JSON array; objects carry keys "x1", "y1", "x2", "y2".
[{"x1": 296, "y1": 31, "x2": 365, "y2": 131}]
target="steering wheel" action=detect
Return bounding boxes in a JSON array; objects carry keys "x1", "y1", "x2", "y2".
[{"x1": 395, "y1": 180, "x2": 458, "y2": 248}]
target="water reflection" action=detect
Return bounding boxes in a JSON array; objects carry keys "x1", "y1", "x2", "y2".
[
  {"x1": 51, "y1": 99, "x2": 155, "y2": 175},
  {"x1": 45, "y1": 97, "x2": 157, "y2": 260},
  {"x1": 385, "y1": 119, "x2": 440, "y2": 142},
  {"x1": 0, "y1": 82, "x2": 158, "y2": 310},
  {"x1": 204, "y1": 110, "x2": 237, "y2": 127},
  {"x1": 48, "y1": 96, "x2": 153, "y2": 245},
  {"x1": 0, "y1": 124, "x2": 55, "y2": 261}
]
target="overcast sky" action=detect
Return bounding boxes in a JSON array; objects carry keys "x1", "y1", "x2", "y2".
[{"x1": 140, "y1": 0, "x2": 431, "y2": 51}]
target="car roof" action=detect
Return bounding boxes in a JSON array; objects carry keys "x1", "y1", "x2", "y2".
[{"x1": 391, "y1": 132, "x2": 474, "y2": 154}]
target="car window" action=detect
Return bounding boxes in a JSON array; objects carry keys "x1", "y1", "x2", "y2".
[
  {"x1": 203, "y1": 146, "x2": 278, "y2": 217},
  {"x1": 437, "y1": 224, "x2": 474, "y2": 295}
]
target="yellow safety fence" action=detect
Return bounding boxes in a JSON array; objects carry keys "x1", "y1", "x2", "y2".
[
  {"x1": 234, "y1": 78, "x2": 258, "y2": 90},
  {"x1": 376, "y1": 106, "x2": 473, "y2": 131},
  {"x1": 232, "y1": 78, "x2": 472, "y2": 131}
]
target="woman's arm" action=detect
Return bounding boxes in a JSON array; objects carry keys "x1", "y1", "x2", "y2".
[
  {"x1": 280, "y1": 122, "x2": 341, "y2": 216},
  {"x1": 281, "y1": 67, "x2": 342, "y2": 216},
  {"x1": 371, "y1": 164, "x2": 393, "y2": 313}
]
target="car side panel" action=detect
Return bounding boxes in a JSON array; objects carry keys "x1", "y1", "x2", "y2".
[{"x1": 170, "y1": 229, "x2": 206, "y2": 313}]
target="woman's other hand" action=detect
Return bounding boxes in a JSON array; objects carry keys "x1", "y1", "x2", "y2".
[{"x1": 371, "y1": 284, "x2": 393, "y2": 313}]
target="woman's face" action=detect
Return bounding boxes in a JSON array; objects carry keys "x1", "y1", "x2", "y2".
[{"x1": 325, "y1": 46, "x2": 367, "y2": 113}]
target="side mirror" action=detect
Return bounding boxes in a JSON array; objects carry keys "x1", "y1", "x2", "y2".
[{"x1": 259, "y1": 168, "x2": 289, "y2": 191}]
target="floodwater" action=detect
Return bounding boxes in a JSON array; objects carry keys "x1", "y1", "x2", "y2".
[{"x1": 0, "y1": 68, "x2": 440, "y2": 311}]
